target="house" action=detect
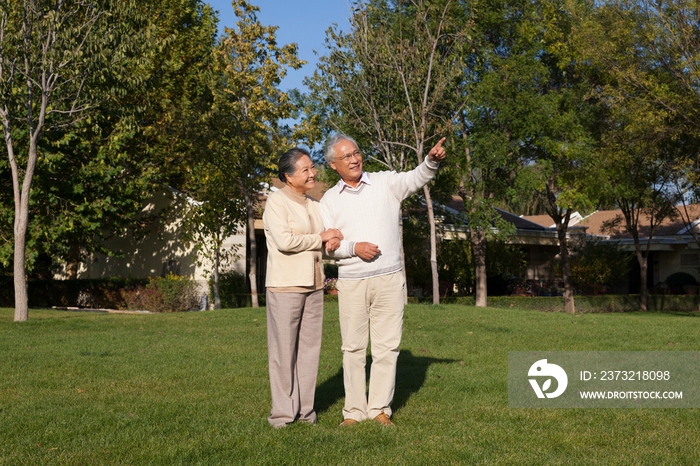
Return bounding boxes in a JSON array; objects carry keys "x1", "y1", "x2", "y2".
[
  {"x1": 68, "y1": 175, "x2": 700, "y2": 301},
  {"x1": 69, "y1": 178, "x2": 325, "y2": 300},
  {"x1": 66, "y1": 187, "x2": 247, "y2": 295},
  {"x1": 437, "y1": 195, "x2": 700, "y2": 292},
  {"x1": 522, "y1": 205, "x2": 700, "y2": 290},
  {"x1": 439, "y1": 195, "x2": 587, "y2": 283}
]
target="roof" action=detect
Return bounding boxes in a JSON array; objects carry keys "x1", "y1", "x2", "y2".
[
  {"x1": 524, "y1": 214, "x2": 554, "y2": 228},
  {"x1": 496, "y1": 208, "x2": 547, "y2": 230},
  {"x1": 440, "y1": 195, "x2": 546, "y2": 231},
  {"x1": 523, "y1": 204, "x2": 700, "y2": 238}
]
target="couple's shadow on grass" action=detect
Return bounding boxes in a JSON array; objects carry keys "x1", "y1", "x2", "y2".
[{"x1": 315, "y1": 350, "x2": 457, "y2": 416}]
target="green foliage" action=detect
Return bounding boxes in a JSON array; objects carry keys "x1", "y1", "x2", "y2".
[
  {"x1": 571, "y1": 0, "x2": 700, "y2": 157},
  {"x1": 323, "y1": 262, "x2": 338, "y2": 279},
  {"x1": 179, "y1": 0, "x2": 304, "y2": 290},
  {"x1": 0, "y1": 0, "x2": 219, "y2": 273},
  {"x1": 566, "y1": 240, "x2": 633, "y2": 293},
  {"x1": 438, "y1": 237, "x2": 474, "y2": 293},
  {"x1": 123, "y1": 274, "x2": 200, "y2": 312},
  {"x1": 405, "y1": 210, "x2": 527, "y2": 296},
  {"x1": 208, "y1": 270, "x2": 249, "y2": 309},
  {"x1": 0, "y1": 278, "x2": 149, "y2": 309},
  {"x1": 402, "y1": 213, "x2": 432, "y2": 293},
  {"x1": 665, "y1": 272, "x2": 698, "y2": 291},
  {"x1": 468, "y1": 0, "x2": 602, "y2": 217}
]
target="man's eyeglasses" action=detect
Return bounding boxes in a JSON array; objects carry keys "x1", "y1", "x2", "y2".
[{"x1": 337, "y1": 150, "x2": 362, "y2": 162}]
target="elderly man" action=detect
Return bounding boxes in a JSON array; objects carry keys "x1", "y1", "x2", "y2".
[{"x1": 319, "y1": 133, "x2": 446, "y2": 427}]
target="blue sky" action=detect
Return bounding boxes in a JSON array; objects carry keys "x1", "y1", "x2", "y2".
[{"x1": 206, "y1": 0, "x2": 352, "y2": 92}]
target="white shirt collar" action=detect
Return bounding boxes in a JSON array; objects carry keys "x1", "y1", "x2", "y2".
[{"x1": 338, "y1": 171, "x2": 371, "y2": 193}]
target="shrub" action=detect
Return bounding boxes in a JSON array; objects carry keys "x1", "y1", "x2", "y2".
[
  {"x1": 665, "y1": 272, "x2": 698, "y2": 293},
  {"x1": 122, "y1": 274, "x2": 199, "y2": 313},
  {"x1": 324, "y1": 277, "x2": 338, "y2": 292},
  {"x1": 323, "y1": 263, "x2": 338, "y2": 279},
  {"x1": 122, "y1": 286, "x2": 162, "y2": 311},
  {"x1": 0, "y1": 278, "x2": 149, "y2": 308},
  {"x1": 565, "y1": 240, "x2": 632, "y2": 294},
  {"x1": 209, "y1": 271, "x2": 249, "y2": 309}
]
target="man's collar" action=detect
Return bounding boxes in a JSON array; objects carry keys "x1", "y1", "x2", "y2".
[{"x1": 338, "y1": 172, "x2": 371, "y2": 193}]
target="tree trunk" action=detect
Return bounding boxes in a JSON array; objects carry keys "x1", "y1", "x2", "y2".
[
  {"x1": 13, "y1": 214, "x2": 29, "y2": 322},
  {"x1": 66, "y1": 244, "x2": 81, "y2": 279},
  {"x1": 635, "y1": 244, "x2": 648, "y2": 312},
  {"x1": 458, "y1": 139, "x2": 488, "y2": 307},
  {"x1": 545, "y1": 181, "x2": 575, "y2": 314},
  {"x1": 12, "y1": 165, "x2": 34, "y2": 322},
  {"x1": 471, "y1": 226, "x2": 487, "y2": 307},
  {"x1": 244, "y1": 192, "x2": 259, "y2": 308},
  {"x1": 423, "y1": 185, "x2": 440, "y2": 304},
  {"x1": 9, "y1": 135, "x2": 39, "y2": 322},
  {"x1": 555, "y1": 221, "x2": 576, "y2": 314},
  {"x1": 213, "y1": 245, "x2": 221, "y2": 309},
  {"x1": 620, "y1": 206, "x2": 659, "y2": 312}
]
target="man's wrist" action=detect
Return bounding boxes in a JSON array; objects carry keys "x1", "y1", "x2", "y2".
[
  {"x1": 425, "y1": 157, "x2": 439, "y2": 169},
  {"x1": 349, "y1": 241, "x2": 357, "y2": 256}
]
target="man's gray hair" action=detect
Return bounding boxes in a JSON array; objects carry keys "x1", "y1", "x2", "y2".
[{"x1": 323, "y1": 133, "x2": 358, "y2": 164}]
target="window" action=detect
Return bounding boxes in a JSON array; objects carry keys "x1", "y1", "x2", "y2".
[{"x1": 162, "y1": 259, "x2": 181, "y2": 276}]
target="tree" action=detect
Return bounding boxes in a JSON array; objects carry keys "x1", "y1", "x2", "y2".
[
  {"x1": 464, "y1": 0, "x2": 602, "y2": 313},
  {"x1": 600, "y1": 139, "x2": 680, "y2": 310},
  {"x1": 453, "y1": 0, "x2": 535, "y2": 307},
  {"x1": 0, "y1": 0, "x2": 151, "y2": 321},
  {"x1": 182, "y1": 0, "x2": 303, "y2": 308},
  {"x1": 0, "y1": 0, "x2": 219, "y2": 320},
  {"x1": 571, "y1": 0, "x2": 689, "y2": 309},
  {"x1": 180, "y1": 171, "x2": 243, "y2": 310},
  {"x1": 305, "y1": 0, "x2": 470, "y2": 304},
  {"x1": 572, "y1": 0, "x2": 700, "y2": 145}
]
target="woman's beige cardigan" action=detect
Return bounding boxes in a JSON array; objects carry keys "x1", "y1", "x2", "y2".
[{"x1": 263, "y1": 186, "x2": 324, "y2": 289}]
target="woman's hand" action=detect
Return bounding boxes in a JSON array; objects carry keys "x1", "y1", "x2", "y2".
[{"x1": 320, "y1": 228, "x2": 343, "y2": 242}]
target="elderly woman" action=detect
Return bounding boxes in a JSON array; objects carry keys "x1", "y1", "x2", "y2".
[{"x1": 262, "y1": 147, "x2": 342, "y2": 428}]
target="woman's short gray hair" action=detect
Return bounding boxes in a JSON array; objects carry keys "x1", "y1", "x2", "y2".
[
  {"x1": 323, "y1": 133, "x2": 358, "y2": 164},
  {"x1": 278, "y1": 147, "x2": 311, "y2": 182}
]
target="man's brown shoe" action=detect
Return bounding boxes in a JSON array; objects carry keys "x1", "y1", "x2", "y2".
[
  {"x1": 373, "y1": 412, "x2": 395, "y2": 427},
  {"x1": 339, "y1": 418, "x2": 359, "y2": 427}
]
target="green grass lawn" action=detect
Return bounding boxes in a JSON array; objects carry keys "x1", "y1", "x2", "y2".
[{"x1": 2, "y1": 305, "x2": 699, "y2": 465}]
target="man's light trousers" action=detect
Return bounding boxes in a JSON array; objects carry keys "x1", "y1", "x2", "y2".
[{"x1": 337, "y1": 271, "x2": 405, "y2": 421}]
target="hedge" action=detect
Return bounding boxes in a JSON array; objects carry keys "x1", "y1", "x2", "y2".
[
  {"x1": 1, "y1": 278, "x2": 149, "y2": 309},
  {"x1": 400, "y1": 294, "x2": 700, "y2": 313}
]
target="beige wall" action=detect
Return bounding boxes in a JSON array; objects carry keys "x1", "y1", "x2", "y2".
[
  {"x1": 523, "y1": 246, "x2": 558, "y2": 281},
  {"x1": 61, "y1": 189, "x2": 247, "y2": 292},
  {"x1": 658, "y1": 245, "x2": 700, "y2": 284}
]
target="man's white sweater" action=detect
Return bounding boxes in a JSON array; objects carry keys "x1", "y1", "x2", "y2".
[{"x1": 319, "y1": 159, "x2": 439, "y2": 280}]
